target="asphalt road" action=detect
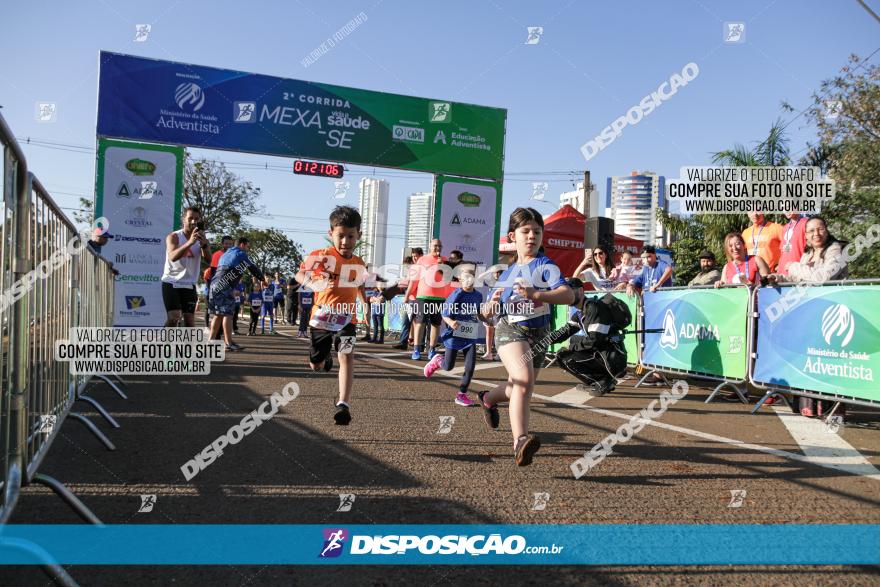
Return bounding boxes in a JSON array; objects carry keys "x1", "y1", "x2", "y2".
[{"x1": 3, "y1": 320, "x2": 879, "y2": 586}]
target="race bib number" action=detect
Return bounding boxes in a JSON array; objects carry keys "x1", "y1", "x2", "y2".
[
  {"x1": 508, "y1": 299, "x2": 549, "y2": 324},
  {"x1": 262, "y1": 293, "x2": 273, "y2": 302},
  {"x1": 309, "y1": 307, "x2": 352, "y2": 332},
  {"x1": 453, "y1": 321, "x2": 478, "y2": 340},
  {"x1": 250, "y1": 300, "x2": 261, "y2": 309}
]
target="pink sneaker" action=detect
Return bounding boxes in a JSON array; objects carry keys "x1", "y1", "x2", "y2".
[
  {"x1": 424, "y1": 354, "x2": 443, "y2": 378},
  {"x1": 455, "y1": 392, "x2": 474, "y2": 407}
]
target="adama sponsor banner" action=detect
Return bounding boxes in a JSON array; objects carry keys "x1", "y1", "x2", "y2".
[
  {"x1": 754, "y1": 284, "x2": 880, "y2": 402},
  {"x1": 433, "y1": 175, "x2": 502, "y2": 268},
  {"x1": 95, "y1": 138, "x2": 184, "y2": 326},
  {"x1": 642, "y1": 287, "x2": 749, "y2": 379}
]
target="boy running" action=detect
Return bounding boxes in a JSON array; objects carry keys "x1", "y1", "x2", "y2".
[
  {"x1": 295, "y1": 206, "x2": 369, "y2": 426},
  {"x1": 297, "y1": 284, "x2": 313, "y2": 338},
  {"x1": 260, "y1": 282, "x2": 275, "y2": 333}
]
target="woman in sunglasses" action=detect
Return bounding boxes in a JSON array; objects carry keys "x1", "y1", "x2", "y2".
[{"x1": 573, "y1": 247, "x2": 615, "y2": 291}]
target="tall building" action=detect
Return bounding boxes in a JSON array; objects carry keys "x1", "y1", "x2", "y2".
[
  {"x1": 559, "y1": 182, "x2": 601, "y2": 217},
  {"x1": 606, "y1": 171, "x2": 667, "y2": 245},
  {"x1": 404, "y1": 191, "x2": 435, "y2": 256},
  {"x1": 357, "y1": 178, "x2": 389, "y2": 267}
]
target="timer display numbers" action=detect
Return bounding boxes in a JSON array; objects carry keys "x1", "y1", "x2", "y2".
[{"x1": 293, "y1": 160, "x2": 344, "y2": 178}]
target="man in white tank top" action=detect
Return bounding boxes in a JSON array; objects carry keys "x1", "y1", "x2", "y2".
[{"x1": 162, "y1": 206, "x2": 211, "y2": 327}]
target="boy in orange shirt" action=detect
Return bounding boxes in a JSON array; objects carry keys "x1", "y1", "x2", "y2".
[{"x1": 295, "y1": 206, "x2": 369, "y2": 426}]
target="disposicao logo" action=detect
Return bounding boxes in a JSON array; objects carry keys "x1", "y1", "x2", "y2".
[
  {"x1": 319, "y1": 528, "x2": 348, "y2": 558},
  {"x1": 821, "y1": 303, "x2": 855, "y2": 347},
  {"x1": 125, "y1": 296, "x2": 145, "y2": 309},
  {"x1": 125, "y1": 158, "x2": 156, "y2": 176},
  {"x1": 457, "y1": 192, "x2": 481, "y2": 207}
]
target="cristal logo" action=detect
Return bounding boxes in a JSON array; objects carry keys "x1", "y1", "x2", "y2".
[
  {"x1": 175, "y1": 82, "x2": 205, "y2": 112},
  {"x1": 659, "y1": 309, "x2": 678, "y2": 349},
  {"x1": 821, "y1": 304, "x2": 855, "y2": 347},
  {"x1": 319, "y1": 528, "x2": 348, "y2": 558}
]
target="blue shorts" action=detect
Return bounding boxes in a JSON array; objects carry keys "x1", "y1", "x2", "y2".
[{"x1": 208, "y1": 289, "x2": 237, "y2": 317}]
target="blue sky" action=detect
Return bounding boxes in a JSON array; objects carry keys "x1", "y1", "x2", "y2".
[{"x1": 2, "y1": 0, "x2": 878, "y2": 260}]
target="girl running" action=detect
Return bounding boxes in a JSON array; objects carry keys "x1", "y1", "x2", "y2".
[
  {"x1": 479, "y1": 208, "x2": 574, "y2": 466},
  {"x1": 260, "y1": 282, "x2": 275, "y2": 333},
  {"x1": 423, "y1": 263, "x2": 484, "y2": 407}
]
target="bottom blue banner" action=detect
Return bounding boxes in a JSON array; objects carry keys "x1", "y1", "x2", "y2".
[{"x1": 1, "y1": 525, "x2": 877, "y2": 565}]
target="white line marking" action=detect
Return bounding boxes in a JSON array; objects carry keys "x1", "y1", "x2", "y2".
[
  {"x1": 551, "y1": 385, "x2": 594, "y2": 405},
  {"x1": 771, "y1": 406, "x2": 880, "y2": 480},
  {"x1": 276, "y1": 330, "x2": 880, "y2": 481}
]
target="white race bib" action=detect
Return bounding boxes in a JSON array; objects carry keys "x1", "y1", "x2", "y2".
[
  {"x1": 250, "y1": 299, "x2": 262, "y2": 309},
  {"x1": 309, "y1": 307, "x2": 352, "y2": 332},
  {"x1": 507, "y1": 299, "x2": 550, "y2": 324},
  {"x1": 452, "y1": 321, "x2": 478, "y2": 339}
]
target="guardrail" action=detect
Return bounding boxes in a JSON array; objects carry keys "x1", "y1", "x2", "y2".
[{"x1": 1, "y1": 111, "x2": 118, "y2": 545}]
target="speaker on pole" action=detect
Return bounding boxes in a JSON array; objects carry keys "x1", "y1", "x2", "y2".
[{"x1": 586, "y1": 216, "x2": 615, "y2": 253}]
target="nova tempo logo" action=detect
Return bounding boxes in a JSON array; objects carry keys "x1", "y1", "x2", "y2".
[
  {"x1": 821, "y1": 304, "x2": 854, "y2": 347},
  {"x1": 175, "y1": 82, "x2": 205, "y2": 112},
  {"x1": 125, "y1": 296, "x2": 145, "y2": 310}
]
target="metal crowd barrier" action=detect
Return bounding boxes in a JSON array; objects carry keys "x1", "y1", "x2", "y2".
[
  {"x1": 635, "y1": 284, "x2": 752, "y2": 403},
  {"x1": 1, "y1": 110, "x2": 117, "y2": 543},
  {"x1": 748, "y1": 279, "x2": 880, "y2": 414}
]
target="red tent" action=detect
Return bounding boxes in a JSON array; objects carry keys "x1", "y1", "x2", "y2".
[{"x1": 499, "y1": 205, "x2": 643, "y2": 277}]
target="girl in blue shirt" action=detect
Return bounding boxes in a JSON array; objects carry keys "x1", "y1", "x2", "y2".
[
  {"x1": 479, "y1": 207, "x2": 574, "y2": 466},
  {"x1": 424, "y1": 264, "x2": 484, "y2": 407},
  {"x1": 260, "y1": 285, "x2": 275, "y2": 333},
  {"x1": 247, "y1": 284, "x2": 262, "y2": 336}
]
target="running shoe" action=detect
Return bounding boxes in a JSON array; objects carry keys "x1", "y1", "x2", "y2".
[
  {"x1": 334, "y1": 403, "x2": 351, "y2": 426},
  {"x1": 514, "y1": 434, "x2": 541, "y2": 467},
  {"x1": 424, "y1": 354, "x2": 443, "y2": 378},
  {"x1": 477, "y1": 391, "x2": 499, "y2": 429},
  {"x1": 324, "y1": 355, "x2": 334, "y2": 372},
  {"x1": 455, "y1": 393, "x2": 474, "y2": 407},
  {"x1": 226, "y1": 343, "x2": 245, "y2": 352},
  {"x1": 392, "y1": 342, "x2": 407, "y2": 350},
  {"x1": 428, "y1": 348, "x2": 438, "y2": 360},
  {"x1": 411, "y1": 349, "x2": 422, "y2": 361}
]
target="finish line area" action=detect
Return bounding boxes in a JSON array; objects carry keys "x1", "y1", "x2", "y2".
[{"x1": 4, "y1": 323, "x2": 878, "y2": 583}]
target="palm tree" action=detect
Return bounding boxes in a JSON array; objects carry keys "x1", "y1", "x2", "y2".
[{"x1": 712, "y1": 118, "x2": 791, "y2": 167}]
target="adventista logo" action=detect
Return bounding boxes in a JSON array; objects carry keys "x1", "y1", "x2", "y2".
[
  {"x1": 659, "y1": 309, "x2": 677, "y2": 349},
  {"x1": 319, "y1": 528, "x2": 348, "y2": 558},
  {"x1": 822, "y1": 304, "x2": 854, "y2": 347},
  {"x1": 175, "y1": 82, "x2": 205, "y2": 112},
  {"x1": 125, "y1": 296, "x2": 145, "y2": 309}
]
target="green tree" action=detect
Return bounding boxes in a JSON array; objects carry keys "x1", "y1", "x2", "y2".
[
  {"x1": 661, "y1": 120, "x2": 793, "y2": 283},
  {"x1": 184, "y1": 153, "x2": 263, "y2": 238},
  {"x1": 239, "y1": 227, "x2": 304, "y2": 279},
  {"x1": 793, "y1": 54, "x2": 880, "y2": 278}
]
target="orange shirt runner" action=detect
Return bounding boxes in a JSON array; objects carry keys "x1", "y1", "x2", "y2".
[{"x1": 300, "y1": 247, "x2": 367, "y2": 326}]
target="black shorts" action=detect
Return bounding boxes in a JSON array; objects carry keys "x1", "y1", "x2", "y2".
[
  {"x1": 415, "y1": 298, "x2": 443, "y2": 326},
  {"x1": 309, "y1": 323, "x2": 357, "y2": 365},
  {"x1": 162, "y1": 282, "x2": 197, "y2": 314}
]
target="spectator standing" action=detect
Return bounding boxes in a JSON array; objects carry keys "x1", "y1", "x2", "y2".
[
  {"x1": 741, "y1": 212, "x2": 784, "y2": 271},
  {"x1": 777, "y1": 212, "x2": 809, "y2": 276}
]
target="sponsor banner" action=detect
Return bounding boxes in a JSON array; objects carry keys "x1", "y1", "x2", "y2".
[
  {"x1": 754, "y1": 285, "x2": 880, "y2": 402},
  {"x1": 433, "y1": 175, "x2": 502, "y2": 268},
  {"x1": 95, "y1": 138, "x2": 184, "y2": 326},
  {"x1": 97, "y1": 52, "x2": 506, "y2": 180},
  {"x1": 0, "y1": 524, "x2": 876, "y2": 564},
  {"x1": 642, "y1": 287, "x2": 749, "y2": 379}
]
